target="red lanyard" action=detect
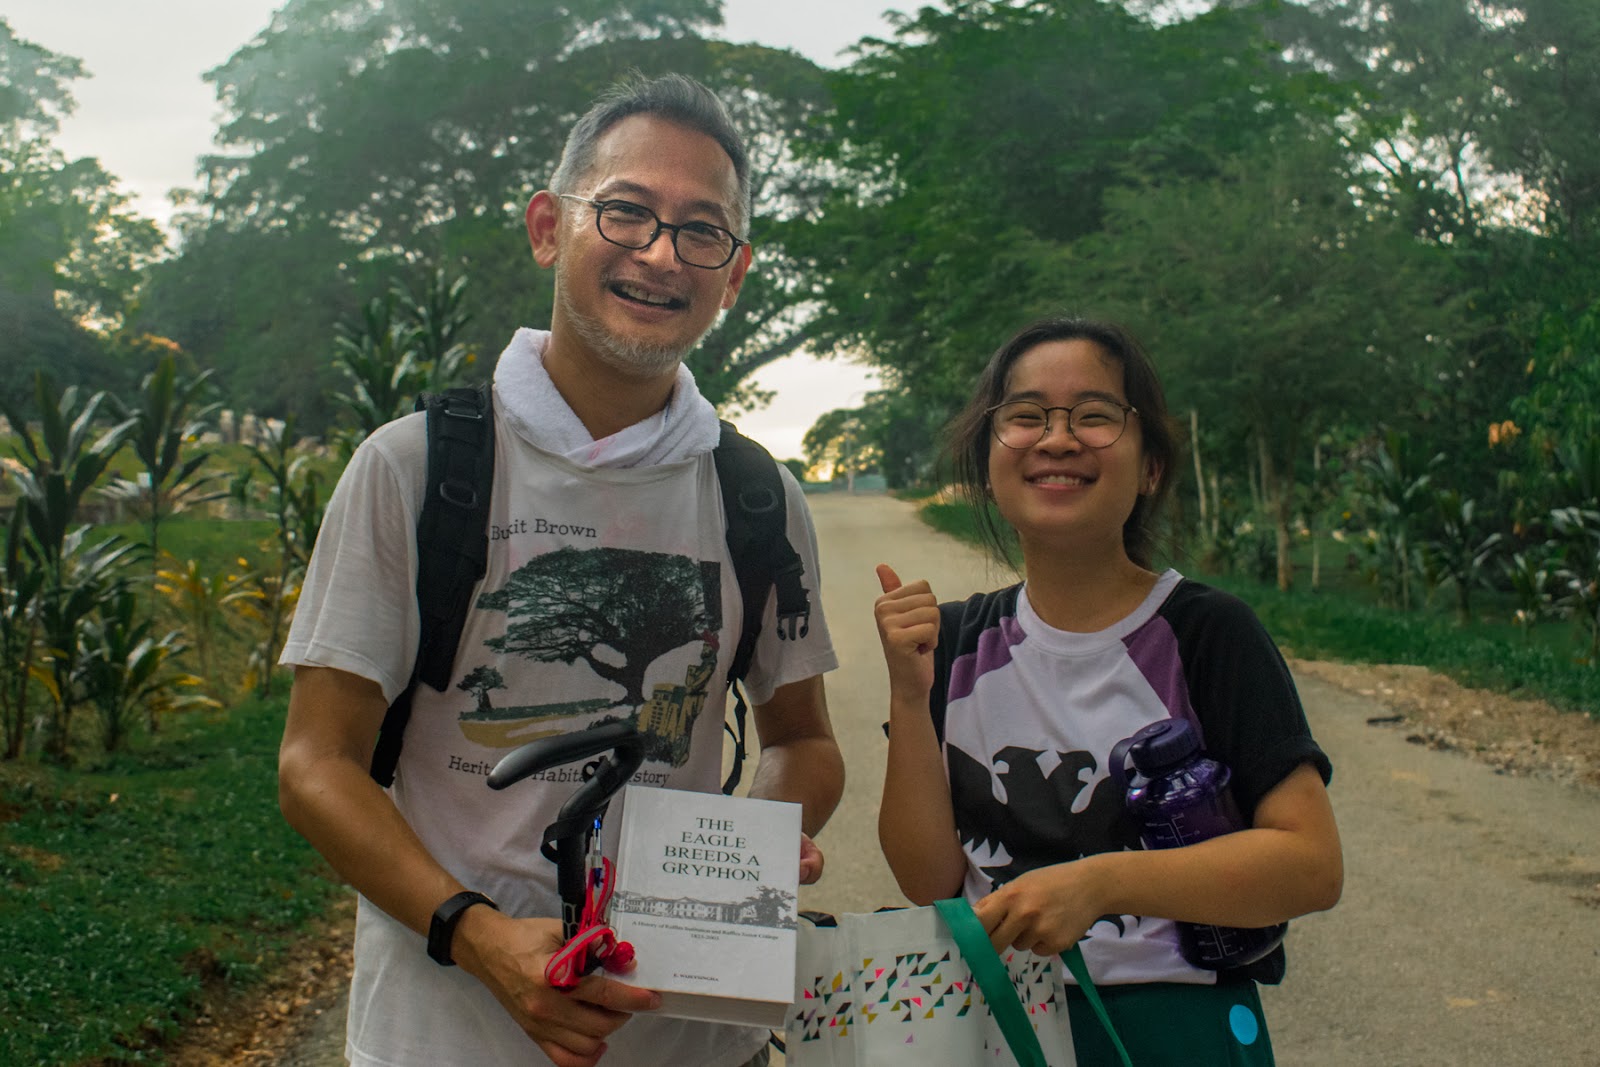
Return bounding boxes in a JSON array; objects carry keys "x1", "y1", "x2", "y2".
[{"x1": 544, "y1": 850, "x2": 635, "y2": 989}]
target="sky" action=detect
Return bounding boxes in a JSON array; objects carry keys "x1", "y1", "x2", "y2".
[{"x1": 3, "y1": 0, "x2": 905, "y2": 460}]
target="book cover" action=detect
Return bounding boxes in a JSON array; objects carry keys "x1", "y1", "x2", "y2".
[{"x1": 608, "y1": 784, "x2": 801, "y2": 1028}]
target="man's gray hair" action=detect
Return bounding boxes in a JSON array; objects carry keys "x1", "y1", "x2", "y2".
[{"x1": 549, "y1": 72, "x2": 752, "y2": 236}]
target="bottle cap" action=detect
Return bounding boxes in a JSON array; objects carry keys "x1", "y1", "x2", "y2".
[{"x1": 1128, "y1": 719, "x2": 1200, "y2": 775}]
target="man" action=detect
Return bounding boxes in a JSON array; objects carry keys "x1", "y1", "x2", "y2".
[{"x1": 278, "y1": 73, "x2": 844, "y2": 1067}]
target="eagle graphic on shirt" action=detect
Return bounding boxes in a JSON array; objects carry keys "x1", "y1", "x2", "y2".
[{"x1": 948, "y1": 742, "x2": 1143, "y2": 936}]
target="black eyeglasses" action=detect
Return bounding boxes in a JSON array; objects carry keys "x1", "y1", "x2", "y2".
[
  {"x1": 558, "y1": 194, "x2": 746, "y2": 269},
  {"x1": 987, "y1": 399, "x2": 1138, "y2": 450}
]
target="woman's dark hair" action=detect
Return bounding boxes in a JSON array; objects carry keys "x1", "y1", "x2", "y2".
[{"x1": 946, "y1": 316, "x2": 1180, "y2": 570}]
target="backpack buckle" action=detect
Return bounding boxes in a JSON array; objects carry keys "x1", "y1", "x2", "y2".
[
  {"x1": 776, "y1": 605, "x2": 811, "y2": 641},
  {"x1": 441, "y1": 396, "x2": 486, "y2": 421},
  {"x1": 773, "y1": 556, "x2": 810, "y2": 640}
]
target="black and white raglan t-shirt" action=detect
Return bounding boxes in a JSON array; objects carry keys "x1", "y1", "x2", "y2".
[{"x1": 929, "y1": 570, "x2": 1331, "y2": 987}]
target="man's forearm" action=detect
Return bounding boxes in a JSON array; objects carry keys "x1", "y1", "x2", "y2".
[{"x1": 747, "y1": 735, "x2": 844, "y2": 836}]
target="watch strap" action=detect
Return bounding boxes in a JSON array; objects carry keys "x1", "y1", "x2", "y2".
[{"x1": 428, "y1": 890, "x2": 498, "y2": 966}]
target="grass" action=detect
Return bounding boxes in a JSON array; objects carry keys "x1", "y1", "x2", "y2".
[
  {"x1": 915, "y1": 499, "x2": 1600, "y2": 721},
  {"x1": 0, "y1": 694, "x2": 346, "y2": 1065},
  {"x1": 1199, "y1": 570, "x2": 1600, "y2": 718}
]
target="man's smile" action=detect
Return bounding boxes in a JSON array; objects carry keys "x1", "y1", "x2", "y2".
[{"x1": 610, "y1": 279, "x2": 687, "y2": 310}]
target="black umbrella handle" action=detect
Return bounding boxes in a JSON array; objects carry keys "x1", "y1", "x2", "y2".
[
  {"x1": 487, "y1": 723, "x2": 646, "y2": 942},
  {"x1": 487, "y1": 722, "x2": 645, "y2": 793}
]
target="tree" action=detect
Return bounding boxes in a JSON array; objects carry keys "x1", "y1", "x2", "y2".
[
  {"x1": 478, "y1": 547, "x2": 713, "y2": 709},
  {"x1": 1275, "y1": 0, "x2": 1600, "y2": 509},
  {"x1": 789, "y1": 0, "x2": 1335, "y2": 422},
  {"x1": 678, "y1": 45, "x2": 836, "y2": 409},
  {"x1": 0, "y1": 21, "x2": 164, "y2": 406},
  {"x1": 141, "y1": 1, "x2": 833, "y2": 425},
  {"x1": 1065, "y1": 134, "x2": 1460, "y2": 589},
  {"x1": 0, "y1": 509, "x2": 43, "y2": 759},
  {"x1": 742, "y1": 884, "x2": 795, "y2": 927},
  {"x1": 803, "y1": 407, "x2": 881, "y2": 490}
]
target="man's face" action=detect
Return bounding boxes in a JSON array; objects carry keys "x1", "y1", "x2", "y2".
[{"x1": 532, "y1": 114, "x2": 751, "y2": 379}]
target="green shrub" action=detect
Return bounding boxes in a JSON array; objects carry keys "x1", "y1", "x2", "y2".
[
  {"x1": 1203, "y1": 572, "x2": 1600, "y2": 718},
  {"x1": 919, "y1": 499, "x2": 1600, "y2": 720}
]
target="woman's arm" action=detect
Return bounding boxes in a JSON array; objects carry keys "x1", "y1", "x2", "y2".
[
  {"x1": 974, "y1": 761, "x2": 1342, "y2": 955},
  {"x1": 874, "y1": 565, "x2": 968, "y2": 904}
]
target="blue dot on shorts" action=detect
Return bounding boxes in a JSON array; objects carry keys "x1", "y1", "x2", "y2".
[{"x1": 1229, "y1": 1003, "x2": 1260, "y2": 1045}]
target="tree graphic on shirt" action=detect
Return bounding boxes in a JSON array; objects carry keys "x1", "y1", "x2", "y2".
[
  {"x1": 456, "y1": 665, "x2": 505, "y2": 712},
  {"x1": 476, "y1": 546, "x2": 716, "y2": 709}
]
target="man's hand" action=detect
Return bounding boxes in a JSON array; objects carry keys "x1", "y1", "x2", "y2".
[
  {"x1": 874, "y1": 564, "x2": 939, "y2": 698},
  {"x1": 799, "y1": 831, "x2": 824, "y2": 885},
  {"x1": 455, "y1": 910, "x2": 661, "y2": 1067}
]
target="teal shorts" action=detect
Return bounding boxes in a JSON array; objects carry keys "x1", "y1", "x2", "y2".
[{"x1": 1065, "y1": 978, "x2": 1275, "y2": 1066}]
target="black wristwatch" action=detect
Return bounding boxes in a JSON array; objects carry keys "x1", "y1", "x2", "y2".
[{"x1": 427, "y1": 890, "x2": 498, "y2": 966}]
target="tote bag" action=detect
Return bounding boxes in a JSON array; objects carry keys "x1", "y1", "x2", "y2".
[{"x1": 784, "y1": 898, "x2": 1129, "y2": 1067}]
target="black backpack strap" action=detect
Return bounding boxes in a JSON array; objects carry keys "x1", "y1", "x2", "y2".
[
  {"x1": 370, "y1": 382, "x2": 495, "y2": 786},
  {"x1": 712, "y1": 420, "x2": 812, "y2": 795}
]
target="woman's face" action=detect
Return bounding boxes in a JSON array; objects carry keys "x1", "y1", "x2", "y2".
[{"x1": 985, "y1": 338, "x2": 1155, "y2": 558}]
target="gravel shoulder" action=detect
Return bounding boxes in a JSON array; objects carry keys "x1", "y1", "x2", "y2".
[{"x1": 1287, "y1": 659, "x2": 1600, "y2": 792}]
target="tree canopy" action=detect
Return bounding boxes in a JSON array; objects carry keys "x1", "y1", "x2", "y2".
[
  {"x1": 0, "y1": 19, "x2": 164, "y2": 407},
  {"x1": 136, "y1": 0, "x2": 835, "y2": 424}
]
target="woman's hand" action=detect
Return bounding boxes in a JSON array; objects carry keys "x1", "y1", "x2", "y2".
[
  {"x1": 874, "y1": 564, "x2": 939, "y2": 698},
  {"x1": 972, "y1": 858, "x2": 1113, "y2": 957}
]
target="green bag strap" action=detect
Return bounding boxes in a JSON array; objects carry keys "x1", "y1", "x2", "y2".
[
  {"x1": 1059, "y1": 944, "x2": 1133, "y2": 1067},
  {"x1": 933, "y1": 898, "x2": 1048, "y2": 1067}
]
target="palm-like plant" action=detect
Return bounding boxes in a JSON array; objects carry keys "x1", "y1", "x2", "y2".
[
  {"x1": 30, "y1": 529, "x2": 141, "y2": 761},
  {"x1": 401, "y1": 267, "x2": 474, "y2": 393},
  {"x1": 330, "y1": 269, "x2": 474, "y2": 455},
  {"x1": 1503, "y1": 550, "x2": 1557, "y2": 643},
  {"x1": 103, "y1": 347, "x2": 225, "y2": 581},
  {"x1": 1549, "y1": 507, "x2": 1600, "y2": 663},
  {"x1": 1, "y1": 372, "x2": 138, "y2": 570},
  {"x1": 1352, "y1": 431, "x2": 1444, "y2": 611},
  {"x1": 1422, "y1": 490, "x2": 1504, "y2": 624},
  {"x1": 242, "y1": 418, "x2": 325, "y2": 696},
  {"x1": 79, "y1": 587, "x2": 212, "y2": 753},
  {"x1": 2, "y1": 372, "x2": 141, "y2": 761},
  {"x1": 331, "y1": 292, "x2": 424, "y2": 447},
  {"x1": 153, "y1": 556, "x2": 256, "y2": 697}
]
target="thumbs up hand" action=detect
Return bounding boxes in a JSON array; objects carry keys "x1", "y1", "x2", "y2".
[{"x1": 874, "y1": 564, "x2": 939, "y2": 698}]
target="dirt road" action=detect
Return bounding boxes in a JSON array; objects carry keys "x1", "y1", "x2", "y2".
[{"x1": 272, "y1": 491, "x2": 1600, "y2": 1066}]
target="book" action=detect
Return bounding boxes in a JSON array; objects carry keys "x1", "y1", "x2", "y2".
[{"x1": 607, "y1": 784, "x2": 801, "y2": 1028}]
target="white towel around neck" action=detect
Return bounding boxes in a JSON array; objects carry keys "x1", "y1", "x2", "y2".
[{"x1": 490, "y1": 327, "x2": 721, "y2": 468}]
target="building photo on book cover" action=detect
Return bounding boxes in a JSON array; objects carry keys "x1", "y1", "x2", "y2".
[{"x1": 609, "y1": 785, "x2": 801, "y2": 1027}]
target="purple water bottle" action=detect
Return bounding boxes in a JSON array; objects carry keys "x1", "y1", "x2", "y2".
[{"x1": 1109, "y1": 719, "x2": 1286, "y2": 970}]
